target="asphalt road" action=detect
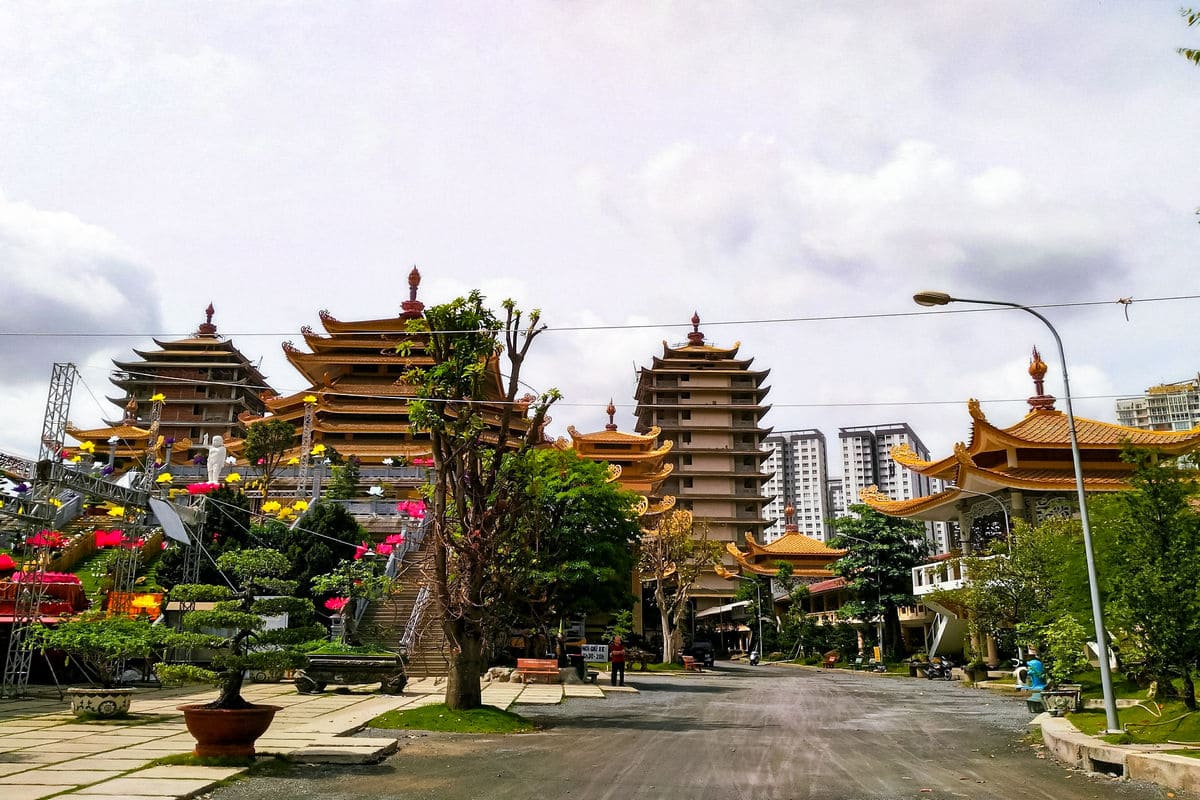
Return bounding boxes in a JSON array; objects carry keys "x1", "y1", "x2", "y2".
[{"x1": 208, "y1": 663, "x2": 1183, "y2": 800}]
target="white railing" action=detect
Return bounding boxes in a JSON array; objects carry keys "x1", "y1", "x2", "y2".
[{"x1": 912, "y1": 554, "x2": 1004, "y2": 597}]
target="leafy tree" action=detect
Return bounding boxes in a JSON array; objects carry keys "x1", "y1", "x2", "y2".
[
  {"x1": 406, "y1": 292, "x2": 557, "y2": 710},
  {"x1": 257, "y1": 501, "x2": 360, "y2": 599},
  {"x1": 1181, "y1": 8, "x2": 1200, "y2": 66},
  {"x1": 311, "y1": 555, "x2": 395, "y2": 644},
  {"x1": 1091, "y1": 451, "x2": 1200, "y2": 708},
  {"x1": 243, "y1": 418, "x2": 296, "y2": 499},
  {"x1": 327, "y1": 456, "x2": 361, "y2": 500},
  {"x1": 636, "y1": 510, "x2": 722, "y2": 663},
  {"x1": 830, "y1": 505, "x2": 928, "y2": 657},
  {"x1": 492, "y1": 448, "x2": 641, "y2": 639},
  {"x1": 158, "y1": 487, "x2": 253, "y2": 589}
]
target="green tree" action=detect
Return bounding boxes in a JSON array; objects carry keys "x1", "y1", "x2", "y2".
[
  {"x1": 405, "y1": 292, "x2": 557, "y2": 710},
  {"x1": 636, "y1": 509, "x2": 722, "y2": 663},
  {"x1": 1091, "y1": 451, "x2": 1200, "y2": 708},
  {"x1": 1181, "y1": 8, "x2": 1200, "y2": 66},
  {"x1": 158, "y1": 487, "x2": 253, "y2": 589},
  {"x1": 257, "y1": 501, "x2": 360, "y2": 599},
  {"x1": 493, "y1": 448, "x2": 641, "y2": 638},
  {"x1": 327, "y1": 456, "x2": 361, "y2": 500},
  {"x1": 830, "y1": 505, "x2": 928, "y2": 657},
  {"x1": 243, "y1": 418, "x2": 296, "y2": 499}
]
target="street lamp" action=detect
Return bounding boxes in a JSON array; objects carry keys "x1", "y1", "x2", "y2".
[
  {"x1": 733, "y1": 574, "x2": 765, "y2": 664},
  {"x1": 945, "y1": 483, "x2": 1011, "y2": 551},
  {"x1": 913, "y1": 290, "x2": 1120, "y2": 732},
  {"x1": 834, "y1": 533, "x2": 886, "y2": 659}
]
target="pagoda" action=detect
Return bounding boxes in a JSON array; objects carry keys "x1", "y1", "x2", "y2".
[
  {"x1": 633, "y1": 312, "x2": 774, "y2": 608},
  {"x1": 860, "y1": 347, "x2": 1200, "y2": 550},
  {"x1": 234, "y1": 268, "x2": 536, "y2": 465},
  {"x1": 720, "y1": 506, "x2": 845, "y2": 582},
  {"x1": 65, "y1": 397, "x2": 169, "y2": 469},
  {"x1": 107, "y1": 304, "x2": 270, "y2": 445}
]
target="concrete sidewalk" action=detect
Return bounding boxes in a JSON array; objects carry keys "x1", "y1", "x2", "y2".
[{"x1": 0, "y1": 677, "x2": 636, "y2": 800}]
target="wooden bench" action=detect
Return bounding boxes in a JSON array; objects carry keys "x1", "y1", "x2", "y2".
[
  {"x1": 682, "y1": 655, "x2": 702, "y2": 672},
  {"x1": 516, "y1": 658, "x2": 561, "y2": 684},
  {"x1": 822, "y1": 652, "x2": 839, "y2": 669},
  {"x1": 851, "y1": 657, "x2": 865, "y2": 671}
]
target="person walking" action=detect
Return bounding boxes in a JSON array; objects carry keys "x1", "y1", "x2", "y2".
[{"x1": 609, "y1": 635, "x2": 626, "y2": 687}]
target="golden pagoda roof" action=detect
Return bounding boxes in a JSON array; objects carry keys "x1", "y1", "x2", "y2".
[
  {"x1": 67, "y1": 421, "x2": 151, "y2": 442},
  {"x1": 723, "y1": 529, "x2": 846, "y2": 578}
]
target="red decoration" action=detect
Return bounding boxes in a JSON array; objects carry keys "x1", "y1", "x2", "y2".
[
  {"x1": 0, "y1": 554, "x2": 16, "y2": 571},
  {"x1": 324, "y1": 597, "x2": 349, "y2": 612},
  {"x1": 187, "y1": 482, "x2": 220, "y2": 495}
]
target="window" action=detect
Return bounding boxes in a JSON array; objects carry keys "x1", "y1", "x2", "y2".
[
  {"x1": 683, "y1": 478, "x2": 693, "y2": 489},
  {"x1": 682, "y1": 432, "x2": 692, "y2": 444}
]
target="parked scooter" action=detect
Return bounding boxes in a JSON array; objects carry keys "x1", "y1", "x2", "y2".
[
  {"x1": 749, "y1": 649, "x2": 760, "y2": 666},
  {"x1": 923, "y1": 656, "x2": 954, "y2": 680}
]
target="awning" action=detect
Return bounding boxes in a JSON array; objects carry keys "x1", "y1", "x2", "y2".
[{"x1": 695, "y1": 600, "x2": 751, "y2": 619}]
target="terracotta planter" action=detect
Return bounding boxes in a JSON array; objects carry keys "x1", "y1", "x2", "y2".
[
  {"x1": 177, "y1": 703, "x2": 282, "y2": 757},
  {"x1": 67, "y1": 687, "x2": 135, "y2": 718}
]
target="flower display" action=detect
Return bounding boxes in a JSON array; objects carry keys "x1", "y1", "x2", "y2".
[
  {"x1": 225, "y1": 455, "x2": 237, "y2": 465},
  {"x1": 95, "y1": 529, "x2": 125, "y2": 548},
  {"x1": 292, "y1": 500, "x2": 309, "y2": 512},
  {"x1": 303, "y1": 395, "x2": 318, "y2": 404},
  {"x1": 411, "y1": 456, "x2": 434, "y2": 467},
  {"x1": 323, "y1": 597, "x2": 349, "y2": 612},
  {"x1": 155, "y1": 472, "x2": 173, "y2": 484},
  {"x1": 13, "y1": 571, "x2": 80, "y2": 585},
  {"x1": 261, "y1": 500, "x2": 282, "y2": 514},
  {"x1": 186, "y1": 482, "x2": 219, "y2": 495},
  {"x1": 108, "y1": 505, "x2": 125, "y2": 517},
  {"x1": 150, "y1": 392, "x2": 166, "y2": 402},
  {"x1": 79, "y1": 441, "x2": 96, "y2": 453},
  {"x1": 0, "y1": 553, "x2": 17, "y2": 571},
  {"x1": 353, "y1": 543, "x2": 373, "y2": 560},
  {"x1": 286, "y1": 456, "x2": 300, "y2": 466},
  {"x1": 382, "y1": 457, "x2": 394, "y2": 466},
  {"x1": 225, "y1": 472, "x2": 241, "y2": 483},
  {"x1": 384, "y1": 533, "x2": 406, "y2": 545},
  {"x1": 310, "y1": 444, "x2": 326, "y2": 456},
  {"x1": 70, "y1": 454, "x2": 82, "y2": 463},
  {"x1": 367, "y1": 485, "x2": 384, "y2": 497},
  {"x1": 375, "y1": 542, "x2": 393, "y2": 555},
  {"x1": 395, "y1": 500, "x2": 426, "y2": 518},
  {"x1": 26, "y1": 530, "x2": 67, "y2": 548}
]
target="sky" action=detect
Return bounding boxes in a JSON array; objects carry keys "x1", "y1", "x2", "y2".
[{"x1": 1, "y1": 1, "x2": 1198, "y2": 477}]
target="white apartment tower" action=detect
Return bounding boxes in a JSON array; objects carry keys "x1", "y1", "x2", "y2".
[
  {"x1": 762, "y1": 429, "x2": 831, "y2": 541},
  {"x1": 1116, "y1": 376, "x2": 1200, "y2": 432}
]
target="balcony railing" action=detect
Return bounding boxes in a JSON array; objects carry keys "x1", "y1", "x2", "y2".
[{"x1": 911, "y1": 554, "x2": 1003, "y2": 597}]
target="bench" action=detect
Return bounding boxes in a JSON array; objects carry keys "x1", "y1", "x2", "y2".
[
  {"x1": 682, "y1": 655, "x2": 702, "y2": 672},
  {"x1": 822, "y1": 652, "x2": 839, "y2": 669},
  {"x1": 851, "y1": 657, "x2": 865, "y2": 671},
  {"x1": 627, "y1": 648, "x2": 655, "y2": 672},
  {"x1": 516, "y1": 658, "x2": 561, "y2": 684}
]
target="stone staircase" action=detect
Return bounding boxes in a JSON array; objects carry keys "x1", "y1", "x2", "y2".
[{"x1": 356, "y1": 521, "x2": 450, "y2": 679}]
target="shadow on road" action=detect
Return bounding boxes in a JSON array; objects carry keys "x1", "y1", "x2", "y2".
[{"x1": 537, "y1": 713, "x2": 752, "y2": 732}]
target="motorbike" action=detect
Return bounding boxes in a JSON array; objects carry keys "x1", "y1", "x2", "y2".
[
  {"x1": 748, "y1": 649, "x2": 760, "y2": 666},
  {"x1": 923, "y1": 657, "x2": 954, "y2": 680}
]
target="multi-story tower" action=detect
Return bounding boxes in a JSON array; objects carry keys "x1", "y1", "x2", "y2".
[
  {"x1": 1115, "y1": 376, "x2": 1200, "y2": 431},
  {"x1": 762, "y1": 429, "x2": 830, "y2": 541},
  {"x1": 838, "y1": 423, "x2": 948, "y2": 551},
  {"x1": 106, "y1": 305, "x2": 270, "y2": 443},
  {"x1": 633, "y1": 313, "x2": 773, "y2": 607},
  {"x1": 827, "y1": 477, "x2": 847, "y2": 520}
]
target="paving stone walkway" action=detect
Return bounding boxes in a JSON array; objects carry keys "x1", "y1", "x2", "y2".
[{"x1": 0, "y1": 675, "x2": 638, "y2": 800}]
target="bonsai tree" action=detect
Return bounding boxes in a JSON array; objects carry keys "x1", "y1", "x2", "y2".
[
  {"x1": 34, "y1": 611, "x2": 170, "y2": 689},
  {"x1": 163, "y1": 547, "x2": 323, "y2": 709},
  {"x1": 309, "y1": 554, "x2": 394, "y2": 645},
  {"x1": 1042, "y1": 614, "x2": 1090, "y2": 687}
]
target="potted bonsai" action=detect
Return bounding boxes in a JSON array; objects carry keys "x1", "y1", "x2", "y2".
[
  {"x1": 161, "y1": 547, "x2": 323, "y2": 756},
  {"x1": 33, "y1": 611, "x2": 170, "y2": 718},
  {"x1": 1040, "y1": 615, "x2": 1089, "y2": 715}
]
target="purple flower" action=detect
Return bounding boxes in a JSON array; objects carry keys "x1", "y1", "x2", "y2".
[
  {"x1": 192, "y1": 454, "x2": 207, "y2": 465},
  {"x1": 164, "y1": 437, "x2": 176, "y2": 446},
  {"x1": 101, "y1": 466, "x2": 115, "y2": 476},
  {"x1": 14, "y1": 483, "x2": 28, "y2": 493}
]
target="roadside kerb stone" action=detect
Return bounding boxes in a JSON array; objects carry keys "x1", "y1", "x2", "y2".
[
  {"x1": 1038, "y1": 711, "x2": 1200, "y2": 792},
  {"x1": 564, "y1": 684, "x2": 604, "y2": 699}
]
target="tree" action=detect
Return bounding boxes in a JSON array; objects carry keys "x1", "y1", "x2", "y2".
[
  {"x1": 829, "y1": 505, "x2": 928, "y2": 657},
  {"x1": 243, "y1": 418, "x2": 296, "y2": 499},
  {"x1": 406, "y1": 292, "x2": 557, "y2": 710},
  {"x1": 1181, "y1": 8, "x2": 1200, "y2": 67},
  {"x1": 492, "y1": 448, "x2": 641, "y2": 639},
  {"x1": 1090, "y1": 451, "x2": 1200, "y2": 708},
  {"x1": 327, "y1": 456, "x2": 361, "y2": 500},
  {"x1": 636, "y1": 509, "x2": 722, "y2": 663},
  {"x1": 258, "y1": 501, "x2": 360, "y2": 599}
]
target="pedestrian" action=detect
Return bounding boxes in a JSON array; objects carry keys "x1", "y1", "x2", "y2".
[{"x1": 609, "y1": 635, "x2": 626, "y2": 687}]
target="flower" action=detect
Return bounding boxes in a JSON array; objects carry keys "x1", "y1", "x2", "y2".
[
  {"x1": 164, "y1": 437, "x2": 175, "y2": 446},
  {"x1": 101, "y1": 466, "x2": 114, "y2": 476},
  {"x1": 385, "y1": 533, "x2": 406, "y2": 545},
  {"x1": 353, "y1": 544, "x2": 373, "y2": 560},
  {"x1": 396, "y1": 500, "x2": 426, "y2": 518},
  {"x1": 261, "y1": 501, "x2": 282, "y2": 514},
  {"x1": 382, "y1": 457, "x2": 394, "y2": 466},
  {"x1": 310, "y1": 444, "x2": 326, "y2": 456},
  {"x1": 108, "y1": 506, "x2": 125, "y2": 517},
  {"x1": 324, "y1": 597, "x2": 349, "y2": 612},
  {"x1": 376, "y1": 542, "x2": 393, "y2": 555},
  {"x1": 186, "y1": 482, "x2": 218, "y2": 495},
  {"x1": 48, "y1": 497, "x2": 62, "y2": 508},
  {"x1": 0, "y1": 553, "x2": 16, "y2": 571},
  {"x1": 95, "y1": 529, "x2": 124, "y2": 548},
  {"x1": 79, "y1": 441, "x2": 96, "y2": 454},
  {"x1": 155, "y1": 472, "x2": 173, "y2": 484},
  {"x1": 225, "y1": 472, "x2": 241, "y2": 483},
  {"x1": 367, "y1": 485, "x2": 384, "y2": 497},
  {"x1": 292, "y1": 500, "x2": 309, "y2": 512},
  {"x1": 150, "y1": 392, "x2": 166, "y2": 402},
  {"x1": 225, "y1": 456, "x2": 237, "y2": 465},
  {"x1": 303, "y1": 395, "x2": 318, "y2": 404},
  {"x1": 256, "y1": 458, "x2": 264, "y2": 465},
  {"x1": 286, "y1": 456, "x2": 300, "y2": 466}
]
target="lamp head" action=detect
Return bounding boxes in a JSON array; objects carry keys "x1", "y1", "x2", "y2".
[{"x1": 913, "y1": 291, "x2": 953, "y2": 307}]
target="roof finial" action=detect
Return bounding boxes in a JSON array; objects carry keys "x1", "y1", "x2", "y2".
[
  {"x1": 784, "y1": 505, "x2": 798, "y2": 533},
  {"x1": 401, "y1": 266, "x2": 425, "y2": 319},
  {"x1": 605, "y1": 399, "x2": 617, "y2": 431},
  {"x1": 197, "y1": 303, "x2": 217, "y2": 337},
  {"x1": 123, "y1": 396, "x2": 139, "y2": 425},
  {"x1": 687, "y1": 311, "x2": 705, "y2": 345},
  {"x1": 1027, "y1": 346, "x2": 1057, "y2": 411}
]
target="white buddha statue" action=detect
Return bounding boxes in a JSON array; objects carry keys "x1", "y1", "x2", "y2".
[{"x1": 207, "y1": 435, "x2": 227, "y2": 485}]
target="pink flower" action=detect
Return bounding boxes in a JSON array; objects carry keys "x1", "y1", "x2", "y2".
[
  {"x1": 353, "y1": 544, "x2": 372, "y2": 560},
  {"x1": 324, "y1": 597, "x2": 350, "y2": 612},
  {"x1": 384, "y1": 533, "x2": 406, "y2": 545},
  {"x1": 186, "y1": 482, "x2": 219, "y2": 495},
  {"x1": 376, "y1": 543, "x2": 393, "y2": 555},
  {"x1": 0, "y1": 554, "x2": 16, "y2": 571}
]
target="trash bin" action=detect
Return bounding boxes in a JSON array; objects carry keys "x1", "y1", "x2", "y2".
[{"x1": 568, "y1": 653, "x2": 585, "y2": 681}]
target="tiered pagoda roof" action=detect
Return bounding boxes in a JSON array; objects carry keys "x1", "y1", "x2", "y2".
[
  {"x1": 720, "y1": 506, "x2": 846, "y2": 580},
  {"x1": 66, "y1": 397, "x2": 191, "y2": 468},
  {"x1": 861, "y1": 347, "x2": 1200, "y2": 521},
  {"x1": 231, "y1": 268, "x2": 536, "y2": 464},
  {"x1": 106, "y1": 304, "x2": 270, "y2": 443}
]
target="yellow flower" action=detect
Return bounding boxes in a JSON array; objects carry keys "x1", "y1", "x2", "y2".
[
  {"x1": 155, "y1": 472, "x2": 173, "y2": 484},
  {"x1": 150, "y1": 393, "x2": 166, "y2": 403},
  {"x1": 277, "y1": 508, "x2": 295, "y2": 519},
  {"x1": 108, "y1": 506, "x2": 125, "y2": 517},
  {"x1": 0, "y1": 500, "x2": 5, "y2": 508},
  {"x1": 303, "y1": 395, "x2": 318, "y2": 404},
  {"x1": 261, "y1": 500, "x2": 282, "y2": 513},
  {"x1": 70, "y1": 455, "x2": 82, "y2": 463},
  {"x1": 225, "y1": 472, "x2": 241, "y2": 483},
  {"x1": 292, "y1": 500, "x2": 309, "y2": 512},
  {"x1": 48, "y1": 498, "x2": 62, "y2": 507},
  {"x1": 310, "y1": 444, "x2": 326, "y2": 456},
  {"x1": 286, "y1": 457, "x2": 300, "y2": 466},
  {"x1": 79, "y1": 441, "x2": 96, "y2": 453}
]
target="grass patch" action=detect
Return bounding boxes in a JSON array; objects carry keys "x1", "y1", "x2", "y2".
[
  {"x1": 150, "y1": 753, "x2": 257, "y2": 768},
  {"x1": 305, "y1": 642, "x2": 398, "y2": 657},
  {"x1": 1070, "y1": 700, "x2": 1200, "y2": 745},
  {"x1": 1075, "y1": 669, "x2": 1150, "y2": 701},
  {"x1": 76, "y1": 713, "x2": 175, "y2": 726},
  {"x1": 368, "y1": 703, "x2": 535, "y2": 734}
]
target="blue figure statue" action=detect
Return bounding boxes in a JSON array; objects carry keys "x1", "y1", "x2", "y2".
[{"x1": 1023, "y1": 657, "x2": 1047, "y2": 690}]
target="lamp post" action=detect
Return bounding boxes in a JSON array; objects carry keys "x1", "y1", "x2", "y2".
[
  {"x1": 945, "y1": 483, "x2": 1011, "y2": 551},
  {"x1": 734, "y1": 574, "x2": 764, "y2": 663},
  {"x1": 913, "y1": 290, "x2": 1120, "y2": 732},
  {"x1": 835, "y1": 533, "x2": 886, "y2": 659}
]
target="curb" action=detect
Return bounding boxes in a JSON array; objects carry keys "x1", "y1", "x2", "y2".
[{"x1": 1037, "y1": 713, "x2": 1200, "y2": 791}]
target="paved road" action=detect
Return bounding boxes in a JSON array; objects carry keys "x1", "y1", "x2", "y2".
[{"x1": 209, "y1": 664, "x2": 1181, "y2": 800}]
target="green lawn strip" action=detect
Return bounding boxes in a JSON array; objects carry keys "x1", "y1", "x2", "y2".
[
  {"x1": 1070, "y1": 700, "x2": 1200, "y2": 745},
  {"x1": 1074, "y1": 669, "x2": 1151, "y2": 701},
  {"x1": 368, "y1": 703, "x2": 536, "y2": 734}
]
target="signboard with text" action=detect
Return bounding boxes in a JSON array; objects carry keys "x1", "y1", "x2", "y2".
[{"x1": 581, "y1": 644, "x2": 609, "y2": 662}]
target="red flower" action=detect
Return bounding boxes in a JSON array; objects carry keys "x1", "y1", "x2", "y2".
[{"x1": 324, "y1": 597, "x2": 349, "y2": 612}]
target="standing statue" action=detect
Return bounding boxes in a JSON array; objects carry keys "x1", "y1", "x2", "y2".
[{"x1": 207, "y1": 435, "x2": 227, "y2": 485}]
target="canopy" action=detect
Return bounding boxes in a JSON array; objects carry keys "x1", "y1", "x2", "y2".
[{"x1": 695, "y1": 599, "x2": 751, "y2": 619}]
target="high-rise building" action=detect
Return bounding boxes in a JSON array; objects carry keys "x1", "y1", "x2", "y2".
[
  {"x1": 633, "y1": 313, "x2": 772, "y2": 607},
  {"x1": 762, "y1": 429, "x2": 831, "y2": 541},
  {"x1": 1115, "y1": 376, "x2": 1200, "y2": 432},
  {"x1": 827, "y1": 477, "x2": 847, "y2": 519}
]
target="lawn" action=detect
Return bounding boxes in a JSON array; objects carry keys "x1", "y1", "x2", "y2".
[
  {"x1": 1070, "y1": 700, "x2": 1200, "y2": 745},
  {"x1": 368, "y1": 703, "x2": 535, "y2": 734}
]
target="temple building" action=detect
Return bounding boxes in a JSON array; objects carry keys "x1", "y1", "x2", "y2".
[
  {"x1": 633, "y1": 313, "x2": 773, "y2": 610},
  {"x1": 233, "y1": 268, "x2": 536, "y2": 465},
  {"x1": 107, "y1": 305, "x2": 270, "y2": 444},
  {"x1": 66, "y1": 397, "x2": 176, "y2": 469},
  {"x1": 719, "y1": 506, "x2": 845, "y2": 583},
  {"x1": 861, "y1": 347, "x2": 1200, "y2": 657},
  {"x1": 560, "y1": 401, "x2": 677, "y2": 636}
]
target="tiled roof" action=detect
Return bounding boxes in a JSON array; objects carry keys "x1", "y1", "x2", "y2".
[{"x1": 807, "y1": 577, "x2": 847, "y2": 595}]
